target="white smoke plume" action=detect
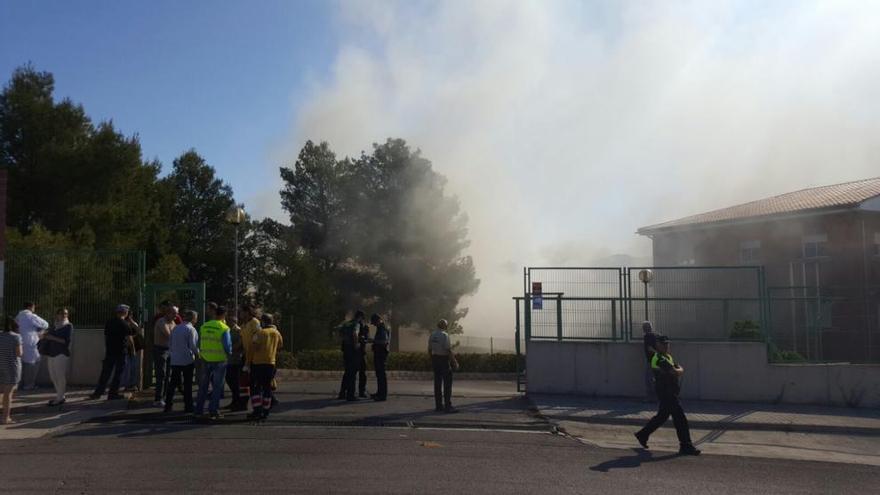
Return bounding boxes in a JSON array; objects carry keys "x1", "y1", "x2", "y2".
[{"x1": 257, "y1": 0, "x2": 880, "y2": 336}]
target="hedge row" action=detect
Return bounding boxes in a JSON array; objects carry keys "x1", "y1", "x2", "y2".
[{"x1": 284, "y1": 349, "x2": 519, "y2": 373}]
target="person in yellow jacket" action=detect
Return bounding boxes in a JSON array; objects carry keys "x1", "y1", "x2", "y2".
[
  {"x1": 194, "y1": 306, "x2": 231, "y2": 420},
  {"x1": 247, "y1": 313, "x2": 283, "y2": 420}
]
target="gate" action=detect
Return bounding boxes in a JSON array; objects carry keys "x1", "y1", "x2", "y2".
[
  {"x1": 142, "y1": 282, "x2": 206, "y2": 387},
  {"x1": 513, "y1": 266, "x2": 768, "y2": 391}
]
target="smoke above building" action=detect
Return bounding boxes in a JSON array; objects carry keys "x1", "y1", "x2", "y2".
[{"x1": 260, "y1": 0, "x2": 880, "y2": 337}]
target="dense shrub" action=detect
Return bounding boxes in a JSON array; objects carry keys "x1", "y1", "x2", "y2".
[
  {"x1": 286, "y1": 349, "x2": 518, "y2": 372},
  {"x1": 275, "y1": 350, "x2": 297, "y2": 369},
  {"x1": 730, "y1": 320, "x2": 763, "y2": 341},
  {"x1": 767, "y1": 343, "x2": 806, "y2": 363}
]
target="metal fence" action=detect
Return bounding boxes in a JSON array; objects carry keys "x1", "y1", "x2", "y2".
[
  {"x1": 514, "y1": 266, "x2": 880, "y2": 364},
  {"x1": 4, "y1": 250, "x2": 145, "y2": 327},
  {"x1": 767, "y1": 285, "x2": 880, "y2": 363},
  {"x1": 517, "y1": 266, "x2": 764, "y2": 343}
]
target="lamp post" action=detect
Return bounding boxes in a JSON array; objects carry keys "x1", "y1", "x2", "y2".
[
  {"x1": 638, "y1": 269, "x2": 654, "y2": 322},
  {"x1": 225, "y1": 206, "x2": 246, "y2": 314}
]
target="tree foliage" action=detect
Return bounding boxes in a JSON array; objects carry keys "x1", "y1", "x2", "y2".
[
  {"x1": 1, "y1": 65, "x2": 480, "y2": 345},
  {"x1": 279, "y1": 138, "x2": 480, "y2": 337},
  {"x1": 160, "y1": 150, "x2": 237, "y2": 301}
]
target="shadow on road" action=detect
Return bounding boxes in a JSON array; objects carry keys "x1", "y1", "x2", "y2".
[{"x1": 589, "y1": 448, "x2": 678, "y2": 473}]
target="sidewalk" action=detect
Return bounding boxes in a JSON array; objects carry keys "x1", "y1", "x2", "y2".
[
  {"x1": 530, "y1": 395, "x2": 880, "y2": 435},
  {"x1": 0, "y1": 387, "x2": 134, "y2": 440},
  {"x1": 531, "y1": 394, "x2": 880, "y2": 466},
  {"x1": 81, "y1": 379, "x2": 548, "y2": 432}
]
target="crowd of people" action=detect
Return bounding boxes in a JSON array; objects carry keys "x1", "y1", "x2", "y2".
[
  {"x1": 0, "y1": 299, "x2": 697, "y2": 458},
  {"x1": 0, "y1": 300, "x2": 462, "y2": 425}
]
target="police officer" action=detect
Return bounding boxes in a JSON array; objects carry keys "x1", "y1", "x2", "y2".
[
  {"x1": 357, "y1": 316, "x2": 370, "y2": 398},
  {"x1": 337, "y1": 311, "x2": 364, "y2": 401},
  {"x1": 370, "y1": 314, "x2": 390, "y2": 401},
  {"x1": 634, "y1": 335, "x2": 701, "y2": 456},
  {"x1": 428, "y1": 319, "x2": 458, "y2": 413}
]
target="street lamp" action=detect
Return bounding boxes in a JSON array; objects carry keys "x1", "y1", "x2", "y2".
[
  {"x1": 225, "y1": 205, "x2": 246, "y2": 314},
  {"x1": 638, "y1": 269, "x2": 654, "y2": 322}
]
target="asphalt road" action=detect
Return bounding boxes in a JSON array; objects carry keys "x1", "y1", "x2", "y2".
[{"x1": 1, "y1": 422, "x2": 878, "y2": 494}]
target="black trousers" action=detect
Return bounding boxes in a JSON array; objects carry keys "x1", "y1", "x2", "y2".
[
  {"x1": 93, "y1": 353, "x2": 126, "y2": 397},
  {"x1": 251, "y1": 364, "x2": 276, "y2": 415},
  {"x1": 152, "y1": 346, "x2": 169, "y2": 402},
  {"x1": 165, "y1": 364, "x2": 194, "y2": 412},
  {"x1": 358, "y1": 349, "x2": 367, "y2": 395},
  {"x1": 431, "y1": 355, "x2": 453, "y2": 409},
  {"x1": 637, "y1": 394, "x2": 693, "y2": 446},
  {"x1": 225, "y1": 362, "x2": 243, "y2": 405},
  {"x1": 339, "y1": 346, "x2": 358, "y2": 399},
  {"x1": 374, "y1": 349, "x2": 388, "y2": 399}
]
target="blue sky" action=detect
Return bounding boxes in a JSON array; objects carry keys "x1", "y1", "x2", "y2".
[
  {"x1": 4, "y1": 1, "x2": 880, "y2": 335},
  {"x1": 1, "y1": 0, "x2": 337, "y2": 214}
]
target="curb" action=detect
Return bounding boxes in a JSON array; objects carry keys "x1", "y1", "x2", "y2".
[
  {"x1": 83, "y1": 410, "x2": 553, "y2": 433},
  {"x1": 275, "y1": 369, "x2": 517, "y2": 381},
  {"x1": 527, "y1": 403, "x2": 880, "y2": 436}
]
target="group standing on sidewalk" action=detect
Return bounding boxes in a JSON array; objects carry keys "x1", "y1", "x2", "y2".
[{"x1": 2, "y1": 298, "x2": 470, "y2": 425}]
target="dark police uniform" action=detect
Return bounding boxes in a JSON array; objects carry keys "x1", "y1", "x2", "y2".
[
  {"x1": 371, "y1": 322, "x2": 390, "y2": 401},
  {"x1": 635, "y1": 340, "x2": 700, "y2": 455},
  {"x1": 357, "y1": 324, "x2": 370, "y2": 397},
  {"x1": 337, "y1": 320, "x2": 359, "y2": 401}
]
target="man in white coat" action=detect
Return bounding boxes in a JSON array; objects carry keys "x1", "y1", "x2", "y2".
[{"x1": 15, "y1": 302, "x2": 49, "y2": 391}]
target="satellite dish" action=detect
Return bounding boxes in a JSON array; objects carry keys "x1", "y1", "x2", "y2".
[{"x1": 638, "y1": 269, "x2": 654, "y2": 283}]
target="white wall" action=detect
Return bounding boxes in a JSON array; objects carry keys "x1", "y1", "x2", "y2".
[
  {"x1": 527, "y1": 340, "x2": 880, "y2": 408},
  {"x1": 35, "y1": 327, "x2": 105, "y2": 387}
]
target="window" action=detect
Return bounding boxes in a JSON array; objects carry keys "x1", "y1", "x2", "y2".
[
  {"x1": 802, "y1": 234, "x2": 828, "y2": 259},
  {"x1": 739, "y1": 240, "x2": 761, "y2": 264}
]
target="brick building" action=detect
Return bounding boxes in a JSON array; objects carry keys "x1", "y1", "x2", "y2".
[{"x1": 638, "y1": 177, "x2": 880, "y2": 362}]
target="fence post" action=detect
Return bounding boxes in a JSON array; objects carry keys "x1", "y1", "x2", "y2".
[
  {"x1": 556, "y1": 294, "x2": 563, "y2": 341},
  {"x1": 524, "y1": 294, "x2": 531, "y2": 341},
  {"x1": 611, "y1": 299, "x2": 617, "y2": 341},
  {"x1": 722, "y1": 299, "x2": 729, "y2": 339}
]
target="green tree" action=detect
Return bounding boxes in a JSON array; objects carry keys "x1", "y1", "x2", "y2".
[
  {"x1": 279, "y1": 138, "x2": 480, "y2": 345},
  {"x1": 160, "y1": 150, "x2": 237, "y2": 301},
  {"x1": 0, "y1": 65, "x2": 167, "y2": 255},
  {"x1": 242, "y1": 219, "x2": 340, "y2": 351},
  {"x1": 279, "y1": 140, "x2": 353, "y2": 271},
  {"x1": 351, "y1": 139, "x2": 479, "y2": 338}
]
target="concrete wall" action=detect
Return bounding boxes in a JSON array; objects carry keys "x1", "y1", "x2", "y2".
[
  {"x1": 527, "y1": 340, "x2": 880, "y2": 408},
  {"x1": 33, "y1": 328, "x2": 105, "y2": 387}
]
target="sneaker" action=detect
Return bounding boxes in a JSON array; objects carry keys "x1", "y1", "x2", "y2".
[
  {"x1": 247, "y1": 411, "x2": 264, "y2": 421},
  {"x1": 153, "y1": 401, "x2": 166, "y2": 408},
  {"x1": 345, "y1": 397, "x2": 359, "y2": 402},
  {"x1": 106, "y1": 394, "x2": 124, "y2": 401},
  {"x1": 373, "y1": 396, "x2": 387, "y2": 402},
  {"x1": 88, "y1": 393, "x2": 101, "y2": 400},
  {"x1": 444, "y1": 406, "x2": 459, "y2": 414},
  {"x1": 678, "y1": 445, "x2": 701, "y2": 456},
  {"x1": 209, "y1": 412, "x2": 224, "y2": 420},
  {"x1": 634, "y1": 432, "x2": 649, "y2": 449},
  {"x1": 435, "y1": 406, "x2": 444, "y2": 412}
]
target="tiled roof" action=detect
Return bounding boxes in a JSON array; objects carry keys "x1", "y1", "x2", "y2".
[{"x1": 639, "y1": 177, "x2": 880, "y2": 234}]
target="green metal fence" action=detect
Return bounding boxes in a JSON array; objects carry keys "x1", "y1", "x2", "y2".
[
  {"x1": 4, "y1": 250, "x2": 145, "y2": 327},
  {"x1": 518, "y1": 266, "x2": 765, "y2": 343},
  {"x1": 516, "y1": 266, "x2": 879, "y2": 364}
]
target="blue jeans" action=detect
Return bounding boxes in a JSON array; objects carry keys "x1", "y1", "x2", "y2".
[{"x1": 195, "y1": 361, "x2": 227, "y2": 415}]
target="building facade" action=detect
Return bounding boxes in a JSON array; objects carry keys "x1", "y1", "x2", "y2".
[{"x1": 639, "y1": 178, "x2": 880, "y2": 363}]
